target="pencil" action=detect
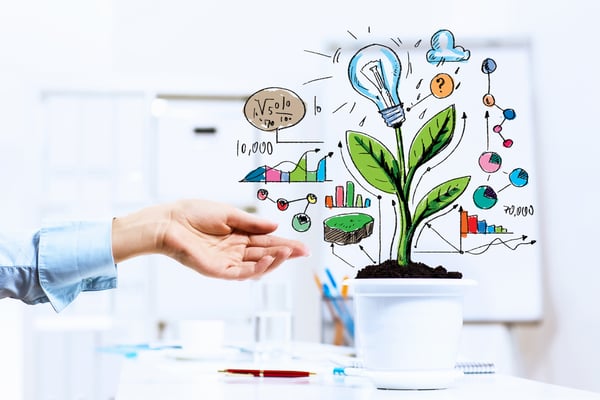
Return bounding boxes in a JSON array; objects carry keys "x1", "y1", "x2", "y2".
[{"x1": 341, "y1": 276, "x2": 349, "y2": 298}]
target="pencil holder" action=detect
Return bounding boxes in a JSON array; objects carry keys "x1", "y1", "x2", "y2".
[{"x1": 321, "y1": 296, "x2": 354, "y2": 347}]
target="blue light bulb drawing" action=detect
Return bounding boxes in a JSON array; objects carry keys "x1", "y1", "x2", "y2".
[{"x1": 348, "y1": 44, "x2": 405, "y2": 127}]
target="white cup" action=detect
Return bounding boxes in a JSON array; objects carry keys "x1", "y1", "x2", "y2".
[{"x1": 178, "y1": 319, "x2": 224, "y2": 355}]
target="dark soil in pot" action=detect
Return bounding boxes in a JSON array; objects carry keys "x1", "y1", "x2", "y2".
[{"x1": 355, "y1": 259, "x2": 462, "y2": 279}]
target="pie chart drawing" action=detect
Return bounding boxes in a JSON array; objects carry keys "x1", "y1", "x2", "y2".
[
  {"x1": 479, "y1": 152, "x2": 502, "y2": 173},
  {"x1": 473, "y1": 185, "x2": 498, "y2": 209},
  {"x1": 292, "y1": 213, "x2": 311, "y2": 232},
  {"x1": 509, "y1": 168, "x2": 529, "y2": 187}
]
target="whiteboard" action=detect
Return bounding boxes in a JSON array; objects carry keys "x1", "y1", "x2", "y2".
[
  {"x1": 150, "y1": 35, "x2": 543, "y2": 325},
  {"x1": 290, "y1": 35, "x2": 542, "y2": 323}
]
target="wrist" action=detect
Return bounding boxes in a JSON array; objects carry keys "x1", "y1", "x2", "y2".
[{"x1": 111, "y1": 205, "x2": 170, "y2": 263}]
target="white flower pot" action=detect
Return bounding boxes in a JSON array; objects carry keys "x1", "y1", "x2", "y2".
[{"x1": 351, "y1": 278, "x2": 476, "y2": 389}]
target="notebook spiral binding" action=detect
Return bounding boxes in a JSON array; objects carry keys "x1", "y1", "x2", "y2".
[{"x1": 455, "y1": 361, "x2": 496, "y2": 374}]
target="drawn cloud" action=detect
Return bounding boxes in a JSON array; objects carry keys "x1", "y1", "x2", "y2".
[{"x1": 426, "y1": 29, "x2": 471, "y2": 64}]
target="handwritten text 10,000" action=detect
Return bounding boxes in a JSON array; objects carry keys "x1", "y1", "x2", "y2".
[{"x1": 236, "y1": 140, "x2": 273, "y2": 157}]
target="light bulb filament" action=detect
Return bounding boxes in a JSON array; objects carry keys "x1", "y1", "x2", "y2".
[{"x1": 362, "y1": 61, "x2": 394, "y2": 109}]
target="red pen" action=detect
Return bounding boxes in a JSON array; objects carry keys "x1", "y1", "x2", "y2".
[{"x1": 218, "y1": 369, "x2": 315, "y2": 378}]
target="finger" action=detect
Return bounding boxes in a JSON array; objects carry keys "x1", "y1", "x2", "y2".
[
  {"x1": 243, "y1": 245, "x2": 294, "y2": 262},
  {"x1": 259, "y1": 247, "x2": 294, "y2": 275},
  {"x1": 223, "y1": 246, "x2": 293, "y2": 280},
  {"x1": 246, "y1": 247, "x2": 292, "y2": 278},
  {"x1": 227, "y1": 210, "x2": 279, "y2": 234},
  {"x1": 247, "y1": 235, "x2": 310, "y2": 258},
  {"x1": 224, "y1": 256, "x2": 275, "y2": 280}
]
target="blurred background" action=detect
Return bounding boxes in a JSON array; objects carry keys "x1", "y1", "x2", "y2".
[{"x1": 0, "y1": 0, "x2": 599, "y2": 398}]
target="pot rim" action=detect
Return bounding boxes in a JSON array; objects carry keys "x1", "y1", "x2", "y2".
[{"x1": 350, "y1": 278, "x2": 476, "y2": 296}]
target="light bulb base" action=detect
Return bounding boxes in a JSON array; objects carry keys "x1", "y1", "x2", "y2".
[{"x1": 380, "y1": 104, "x2": 406, "y2": 128}]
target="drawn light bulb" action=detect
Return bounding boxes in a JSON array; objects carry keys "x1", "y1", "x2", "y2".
[{"x1": 348, "y1": 44, "x2": 405, "y2": 127}]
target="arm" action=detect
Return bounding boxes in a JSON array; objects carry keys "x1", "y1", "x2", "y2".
[
  {"x1": 0, "y1": 221, "x2": 116, "y2": 312},
  {"x1": 0, "y1": 199, "x2": 309, "y2": 312},
  {"x1": 111, "y1": 199, "x2": 309, "y2": 280}
]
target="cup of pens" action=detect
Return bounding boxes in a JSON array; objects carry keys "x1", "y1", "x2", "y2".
[{"x1": 316, "y1": 268, "x2": 355, "y2": 347}]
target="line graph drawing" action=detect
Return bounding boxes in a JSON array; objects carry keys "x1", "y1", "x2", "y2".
[{"x1": 240, "y1": 148, "x2": 333, "y2": 183}]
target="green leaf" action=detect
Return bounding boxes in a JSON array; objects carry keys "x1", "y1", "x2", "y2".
[
  {"x1": 346, "y1": 130, "x2": 399, "y2": 194},
  {"x1": 413, "y1": 176, "x2": 471, "y2": 227},
  {"x1": 408, "y1": 105, "x2": 456, "y2": 172}
]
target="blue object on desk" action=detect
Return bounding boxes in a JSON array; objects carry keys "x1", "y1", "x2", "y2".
[{"x1": 97, "y1": 344, "x2": 182, "y2": 359}]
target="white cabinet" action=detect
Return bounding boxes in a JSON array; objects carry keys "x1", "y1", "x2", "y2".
[{"x1": 154, "y1": 96, "x2": 259, "y2": 209}]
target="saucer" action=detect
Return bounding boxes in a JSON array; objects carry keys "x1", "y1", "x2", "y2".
[{"x1": 354, "y1": 368, "x2": 463, "y2": 390}]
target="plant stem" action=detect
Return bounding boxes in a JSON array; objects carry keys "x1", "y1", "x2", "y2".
[
  {"x1": 394, "y1": 126, "x2": 411, "y2": 266},
  {"x1": 394, "y1": 127, "x2": 406, "y2": 186}
]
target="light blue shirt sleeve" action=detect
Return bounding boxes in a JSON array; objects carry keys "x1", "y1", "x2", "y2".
[{"x1": 0, "y1": 221, "x2": 117, "y2": 312}]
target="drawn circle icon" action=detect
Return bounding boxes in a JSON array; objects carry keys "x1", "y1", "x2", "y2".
[
  {"x1": 503, "y1": 108, "x2": 516, "y2": 120},
  {"x1": 430, "y1": 73, "x2": 455, "y2": 99},
  {"x1": 482, "y1": 94, "x2": 495, "y2": 107},
  {"x1": 509, "y1": 168, "x2": 529, "y2": 187},
  {"x1": 481, "y1": 58, "x2": 497, "y2": 74},
  {"x1": 243, "y1": 87, "x2": 306, "y2": 132},
  {"x1": 292, "y1": 213, "x2": 311, "y2": 232},
  {"x1": 478, "y1": 152, "x2": 502, "y2": 173},
  {"x1": 277, "y1": 198, "x2": 289, "y2": 211},
  {"x1": 306, "y1": 193, "x2": 317, "y2": 204},
  {"x1": 503, "y1": 139, "x2": 513, "y2": 148},
  {"x1": 473, "y1": 185, "x2": 498, "y2": 210},
  {"x1": 257, "y1": 189, "x2": 269, "y2": 201}
]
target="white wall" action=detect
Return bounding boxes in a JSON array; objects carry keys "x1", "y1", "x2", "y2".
[{"x1": 0, "y1": 0, "x2": 599, "y2": 396}]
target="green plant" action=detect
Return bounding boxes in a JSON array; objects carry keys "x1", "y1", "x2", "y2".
[{"x1": 346, "y1": 104, "x2": 471, "y2": 266}]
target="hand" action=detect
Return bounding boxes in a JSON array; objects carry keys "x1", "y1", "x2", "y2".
[{"x1": 111, "y1": 199, "x2": 309, "y2": 280}]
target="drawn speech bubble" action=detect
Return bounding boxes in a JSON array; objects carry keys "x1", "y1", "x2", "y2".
[{"x1": 244, "y1": 87, "x2": 306, "y2": 132}]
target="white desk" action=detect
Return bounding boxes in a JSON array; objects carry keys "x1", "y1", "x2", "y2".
[{"x1": 115, "y1": 344, "x2": 600, "y2": 400}]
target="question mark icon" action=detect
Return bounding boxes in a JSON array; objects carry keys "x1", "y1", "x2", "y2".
[
  {"x1": 430, "y1": 73, "x2": 455, "y2": 99},
  {"x1": 436, "y1": 77, "x2": 445, "y2": 93}
]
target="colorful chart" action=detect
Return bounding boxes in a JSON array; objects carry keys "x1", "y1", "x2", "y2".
[
  {"x1": 460, "y1": 209, "x2": 510, "y2": 238},
  {"x1": 241, "y1": 149, "x2": 333, "y2": 183},
  {"x1": 325, "y1": 181, "x2": 371, "y2": 209}
]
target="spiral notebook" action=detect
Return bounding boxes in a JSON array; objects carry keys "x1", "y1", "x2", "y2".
[{"x1": 330, "y1": 355, "x2": 496, "y2": 375}]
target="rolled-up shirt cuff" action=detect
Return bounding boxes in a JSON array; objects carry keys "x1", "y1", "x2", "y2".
[{"x1": 38, "y1": 221, "x2": 117, "y2": 312}]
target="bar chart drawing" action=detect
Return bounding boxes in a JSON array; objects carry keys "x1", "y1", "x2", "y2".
[
  {"x1": 460, "y1": 208, "x2": 511, "y2": 237},
  {"x1": 325, "y1": 181, "x2": 372, "y2": 209},
  {"x1": 240, "y1": 148, "x2": 333, "y2": 183}
]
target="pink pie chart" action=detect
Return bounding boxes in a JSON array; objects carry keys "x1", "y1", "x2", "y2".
[{"x1": 478, "y1": 152, "x2": 502, "y2": 173}]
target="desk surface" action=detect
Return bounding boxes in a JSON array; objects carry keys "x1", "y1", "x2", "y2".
[{"x1": 115, "y1": 344, "x2": 600, "y2": 400}]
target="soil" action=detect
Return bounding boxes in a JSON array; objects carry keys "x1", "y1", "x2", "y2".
[{"x1": 355, "y1": 259, "x2": 462, "y2": 279}]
